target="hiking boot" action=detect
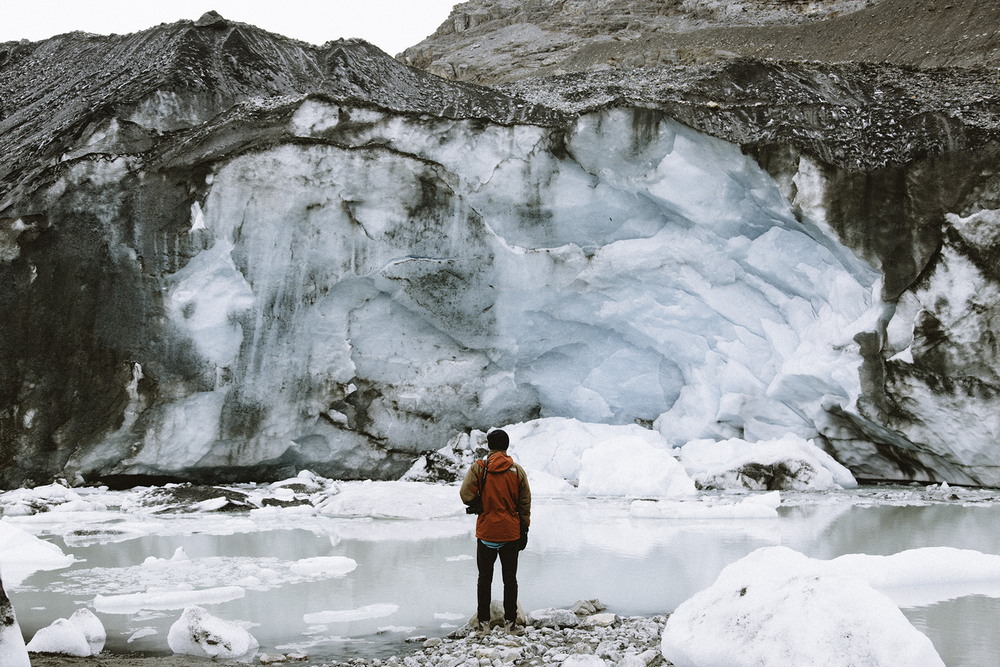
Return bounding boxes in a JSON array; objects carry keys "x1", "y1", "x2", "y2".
[
  {"x1": 503, "y1": 621, "x2": 524, "y2": 636},
  {"x1": 472, "y1": 621, "x2": 490, "y2": 638}
]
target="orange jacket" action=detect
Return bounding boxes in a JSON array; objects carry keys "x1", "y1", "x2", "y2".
[{"x1": 460, "y1": 451, "x2": 531, "y2": 542}]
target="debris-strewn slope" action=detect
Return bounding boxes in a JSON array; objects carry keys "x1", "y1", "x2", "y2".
[{"x1": 402, "y1": 0, "x2": 1000, "y2": 84}]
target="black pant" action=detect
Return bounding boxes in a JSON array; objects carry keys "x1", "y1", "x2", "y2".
[{"x1": 476, "y1": 539, "x2": 519, "y2": 624}]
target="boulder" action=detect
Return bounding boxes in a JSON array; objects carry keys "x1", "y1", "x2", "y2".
[{"x1": 528, "y1": 607, "x2": 580, "y2": 628}]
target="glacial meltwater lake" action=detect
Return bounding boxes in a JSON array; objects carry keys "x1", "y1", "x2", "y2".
[{"x1": 10, "y1": 487, "x2": 1000, "y2": 666}]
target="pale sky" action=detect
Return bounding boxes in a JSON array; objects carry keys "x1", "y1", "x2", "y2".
[{"x1": 1, "y1": 0, "x2": 461, "y2": 55}]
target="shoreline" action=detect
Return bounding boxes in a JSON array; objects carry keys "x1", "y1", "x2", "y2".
[
  {"x1": 30, "y1": 655, "x2": 217, "y2": 667},
  {"x1": 27, "y1": 612, "x2": 670, "y2": 667}
]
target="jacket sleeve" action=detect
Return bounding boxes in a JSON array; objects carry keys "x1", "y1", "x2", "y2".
[
  {"x1": 459, "y1": 461, "x2": 482, "y2": 505},
  {"x1": 516, "y1": 465, "x2": 531, "y2": 528}
]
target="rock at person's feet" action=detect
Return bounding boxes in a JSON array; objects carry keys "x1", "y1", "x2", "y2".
[
  {"x1": 473, "y1": 621, "x2": 490, "y2": 638},
  {"x1": 504, "y1": 620, "x2": 525, "y2": 636}
]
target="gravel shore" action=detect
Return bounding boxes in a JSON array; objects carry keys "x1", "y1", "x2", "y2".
[
  {"x1": 318, "y1": 613, "x2": 670, "y2": 667},
  {"x1": 30, "y1": 656, "x2": 216, "y2": 667},
  {"x1": 28, "y1": 611, "x2": 670, "y2": 667}
]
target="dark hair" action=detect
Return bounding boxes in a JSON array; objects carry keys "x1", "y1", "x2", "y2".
[{"x1": 486, "y1": 429, "x2": 509, "y2": 451}]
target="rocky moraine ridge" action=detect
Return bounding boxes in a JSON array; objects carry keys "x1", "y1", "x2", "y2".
[{"x1": 2, "y1": 2, "x2": 1000, "y2": 488}]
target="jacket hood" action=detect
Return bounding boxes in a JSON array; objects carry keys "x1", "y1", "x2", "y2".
[{"x1": 484, "y1": 450, "x2": 514, "y2": 473}]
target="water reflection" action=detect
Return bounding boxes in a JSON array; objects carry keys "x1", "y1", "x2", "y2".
[
  {"x1": 904, "y1": 596, "x2": 1000, "y2": 665},
  {"x1": 10, "y1": 493, "x2": 1000, "y2": 665}
]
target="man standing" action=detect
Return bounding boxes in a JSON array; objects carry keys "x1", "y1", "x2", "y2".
[{"x1": 460, "y1": 429, "x2": 531, "y2": 636}]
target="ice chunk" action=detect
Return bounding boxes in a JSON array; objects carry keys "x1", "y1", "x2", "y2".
[
  {"x1": 825, "y1": 546, "x2": 1000, "y2": 608},
  {"x1": 444, "y1": 419, "x2": 861, "y2": 497},
  {"x1": 679, "y1": 434, "x2": 857, "y2": 491},
  {"x1": 67, "y1": 609, "x2": 105, "y2": 655},
  {"x1": 289, "y1": 98, "x2": 342, "y2": 136},
  {"x1": 506, "y1": 418, "x2": 674, "y2": 485},
  {"x1": 661, "y1": 546, "x2": 944, "y2": 667},
  {"x1": 522, "y1": 469, "x2": 578, "y2": 496},
  {"x1": 303, "y1": 603, "x2": 399, "y2": 624},
  {"x1": 94, "y1": 586, "x2": 246, "y2": 614},
  {"x1": 26, "y1": 618, "x2": 91, "y2": 657},
  {"x1": 0, "y1": 482, "x2": 106, "y2": 516},
  {"x1": 377, "y1": 625, "x2": 417, "y2": 634},
  {"x1": 127, "y1": 627, "x2": 158, "y2": 643},
  {"x1": 433, "y1": 612, "x2": 465, "y2": 621},
  {"x1": 314, "y1": 481, "x2": 463, "y2": 519},
  {"x1": 168, "y1": 605, "x2": 259, "y2": 663},
  {"x1": 324, "y1": 517, "x2": 471, "y2": 542},
  {"x1": 630, "y1": 493, "x2": 780, "y2": 520},
  {"x1": 0, "y1": 520, "x2": 75, "y2": 587},
  {"x1": 25, "y1": 607, "x2": 105, "y2": 657},
  {"x1": 471, "y1": 419, "x2": 857, "y2": 496},
  {"x1": 578, "y1": 437, "x2": 696, "y2": 498},
  {"x1": 288, "y1": 556, "x2": 357, "y2": 577},
  {"x1": 191, "y1": 496, "x2": 231, "y2": 512}
]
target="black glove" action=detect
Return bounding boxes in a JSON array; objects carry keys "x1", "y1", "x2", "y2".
[{"x1": 517, "y1": 526, "x2": 528, "y2": 551}]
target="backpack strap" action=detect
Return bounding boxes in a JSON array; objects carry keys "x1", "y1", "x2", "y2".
[{"x1": 479, "y1": 453, "x2": 490, "y2": 493}]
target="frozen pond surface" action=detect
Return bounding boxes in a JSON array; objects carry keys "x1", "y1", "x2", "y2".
[{"x1": 7, "y1": 486, "x2": 1000, "y2": 665}]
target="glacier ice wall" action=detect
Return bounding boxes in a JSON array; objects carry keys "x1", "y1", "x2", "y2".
[
  {"x1": 6, "y1": 18, "x2": 1000, "y2": 488},
  {"x1": 7, "y1": 99, "x2": 889, "y2": 484}
]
